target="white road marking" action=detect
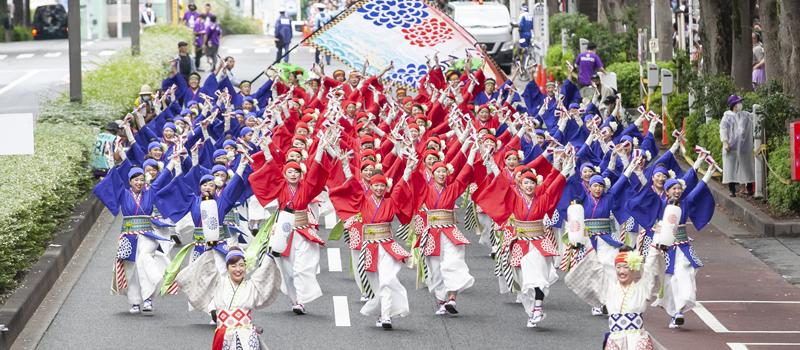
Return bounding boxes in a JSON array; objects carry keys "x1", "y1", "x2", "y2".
[
  {"x1": 84, "y1": 41, "x2": 94, "y2": 46},
  {"x1": 16, "y1": 53, "x2": 34, "y2": 59},
  {"x1": 695, "y1": 302, "x2": 800, "y2": 334},
  {"x1": 699, "y1": 300, "x2": 800, "y2": 304},
  {"x1": 99, "y1": 50, "x2": 116, "y2": 56},
  {"x1": 327, "y1": 248, "x2": 342, "y2": 272},
  {"x1": 332, "y1": 296, "x2": 350, "y2": 327},
  {"x1": 0, "y1": 55, "x2": 7, "y2": 60},
  {"x1": 254, "y1": 48, "x2": 270, "y2": 53},
  {"x1": 81, "y1": 51, "x2": 89, "y2": 56},
  {"x1": 44, "y1": 52, "x2": 62, "y2": 58},
  {"x1": 0, "y1": 70, "x2": 41, "y2": 96},
  {"x1": 728, "y1": 344, "x2": 800, "y2": 349},
  {"x1": 226, "y1": 48, "x2": 243, "y2": 54}
]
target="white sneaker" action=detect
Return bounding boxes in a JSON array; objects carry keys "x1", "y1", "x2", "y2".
[
  {"x1": 444, "y1": 299, "x2": 458, "y2": 314},
  {"x1": 674, "y1": 312, "x2": 685, "y2": 325},
  {"x1": 376, "y1": 317, "x2": 383, "y2": 327},
  {"x1": 532, "y1": 310, "x2": 545, "y2": 324},
  {"x1": 129, "y1": 305, "x2": 141, "y2": 314},
  {"x1": 381, "y1": 317, "x2": 393, "y2": 329},
  {"x1": 209, "y1": 319, "x2": 217, "y2": 325},
  {"x1": 591, "y1": 307, "x2": 603, "y2": 316},
  {"x1": 435, "y1": 302, "x2": 447, "y2": 315},
  {"x1": 142, "y1": 298, "x2": 153, "y2": 314},
  {"x1": 669, "y1": 319, "x2": 680, "y2": 329},
  {"x1": 292, "y1": 303, "x2": 307, "y2": 315},
  {"x1": 526, "y1": 316, "x2": 537, "y2": 328},
  {"x1": 360, "y1": 293, "x2": 370, "y2": 302}
]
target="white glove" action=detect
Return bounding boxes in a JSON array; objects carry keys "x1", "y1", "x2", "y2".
[
  {"x1": 623, "y1": 160, "x2": 635, "y2": 178},
  {"x1": 670, "y1": 137, "x2": 681, "y2": 154},
  {"x1": 342, "y1": 159, "x2": 353, "y2": 179},
  {"x1": 607, "y1": 153, "x2": 617, "y2": 170},
  {"x1": 402, "y1": 160, "x2": 416, "y2": 181},
  {"x1": 461, "y1": 138, "x2": 473, "y2": 154},
  {"x1": 124, "y1": 124, "x2": 135, "y2": 143},
  {"x1": 467, "y1": 146, "x2": 477, "y2": 166},
  {"x1": 224, "y1": 117, "x2": 231, "y2": 132},
  {"x1": 702, "y1": 165, "x2": 714, "y2": 182},
  {"x1": 315, "y1": 142, "x2": 325, "y2": 162},
  {"x1": 236, "y1": 157, "x2": 248, "y2": 177},
  {"x1": 557, "y1": 117, "x2": 568, "y2": 132},
  {"x1": 560, "y1": 158, "x2": 575, "y2": 177},
  {"x1": 634, "y1": 114, "x2": 645, "y2": 128},
  {"x1": 693, "y1": 153, "x2": 707, "y2": 171},
  {"x1": 585, "y1": 133, "x2": 596, "y2": 146},
  {"x1": 191, "y1": 150, "x2": 199, "y2": 166},
  {"x1": 648, "y1": 118, "x2": 658, "y2": 134}
]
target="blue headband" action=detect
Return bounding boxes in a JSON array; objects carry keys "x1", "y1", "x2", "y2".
[
  {"x1": 211, "y1": 164, "x2": 228, "y2": 175},
  {"x1": 589, "y1": 175, "x2": 605, "y2": 187},
  {"x1": 148, "y1": 141, "x2": 162, "y2": 151},
  {"x1": 620, "y1": 135, "x2": 633, "y2": 144},
  {"x1": 535, "y1": 129, "x2": 544, "y2": 135},
  {"x1": 653, "y1": 166, "x2": 669, "y2": 176},
  {"x1": 163, "y1": 122, "x2": 177, "y2": 132},
  {"x1": 199, "y1": 174, "x2": 215, "y2": 186},
  {"x1": 213, "y1": 149, "x2": 228, "y2": 158},
  {"x1": 143, "y1": 159, "x2": 159, "y2": 169},
  {"x1": 225, "y1": 249, "x2": 245, "y2": 265},
  {"x1": 223, "y1": 140, "x2": 237, "y2": 149},
  {"x1": 583, "y1": 114, "x2": 593, "y2": 123},
  {"x1": 664, "y1": 179, "x2": 681, "y2": 191},
  {"x1": 186, "y1": 100, "x2": 198, "y2": 107},
  {"x1": 568, "y1": 103, "x2": 580, "y2": 110},
  {"x1": 239, "y1": 127, "x2": 254, "y2": 138},
  {"x1": 180, "y1": 108, "x2": 192, "y2": 116},
  {"x1": 581, "y1": 162, "x2": 595, "y2": 172},
  {"x1": 128, "y1": 167, "x2": 144, "y2": 179},
  {"x1": 245, "y1": 112, "x2": 257, "y2": 120},
  {"x1": 243, "y1": 96, "x2": 254, "y2": 102},
  {"x1": 174, "y1": 116, "x2": 185, "y2": 123},
  {"x1": 234, "y1": 110, "x2": 245, "y2": 115}
]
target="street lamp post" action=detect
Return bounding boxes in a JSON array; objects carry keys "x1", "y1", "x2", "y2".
[
  {"x1": 68, "y1": 0, "x2": 82, "y2": 103},
  {"x1": 131, "y1": 0, "x2": 140, "y2": 55}
]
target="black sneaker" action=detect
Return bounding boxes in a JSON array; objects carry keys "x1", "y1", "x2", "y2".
[{"x1": 729, "y1": 190, "x2": 736, "y2": 197}]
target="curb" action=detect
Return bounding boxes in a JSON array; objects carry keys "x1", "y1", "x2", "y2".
[
  {"x1": 0, "y1": 194, "x2": 104, "y2": 349},
  {"x1": 678, "y1": 160, "x2": 800, "y2": 237}
]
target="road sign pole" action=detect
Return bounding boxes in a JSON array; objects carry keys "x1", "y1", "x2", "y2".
[
  {"x1": 68, "y1": 0, "x2": 82, "y2": 103},
  {"x1": 131, "y1": 0, "x2": 140, "y2": 55}
]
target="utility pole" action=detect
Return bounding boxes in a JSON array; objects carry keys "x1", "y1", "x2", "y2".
[
  {"x1": 68, "y1": 0, "x2": 82, "y2": 103},
  {"x1": 116, "y1": 0, "x2": 122, "y2": 38},
  {"x1": 131, "y1": 0, "x2": 140, "y2": 55}
]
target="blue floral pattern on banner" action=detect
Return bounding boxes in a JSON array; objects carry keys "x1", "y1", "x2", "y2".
[
  {"x1": 357, "y1": 0, "x2": 428, "y2": 28},
  {"x1": 387, "y1": 63, "x2": 428, "y2": 88}
]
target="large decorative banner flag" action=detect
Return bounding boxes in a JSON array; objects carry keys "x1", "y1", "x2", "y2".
[{"x1": 305, "y1": 0, "x2": 506, "y2": 91}]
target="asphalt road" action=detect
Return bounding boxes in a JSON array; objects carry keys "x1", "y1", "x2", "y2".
[
  {"x1": 7, "y1": 34, "x2": 800, "y2": 350},
  {"x1": 0, "y1": 37, "x2": 130, "y2": 116}
]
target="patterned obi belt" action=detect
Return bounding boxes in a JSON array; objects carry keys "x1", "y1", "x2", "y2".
[
  {"x1": 675, "y1": 225, "x2": 689, "y2": 243},
  {"x1": 586, "y1": 218, "x2": 616, "y2": 235},
  {"x1": 224, "y1": 209, "x2": 240, "y2": 226},
  {"x1": 192, "y1": 227, "x2": 231, "y2": 244},
  {"x1": 294, "y1": 210, "x2": 309, "y2": 228},
  {"x1": 514, "y1": 220, "x2": 545, "y2": 240},
  {"x1": 608, "y1": 313, "x2": 644, "y2": 332},
  {"x1": 216, "y1": 308, "x2": 253, "y2": 331},
  {"x1": 121, "y1": 216, "x2": 153, "y2": 234},
  {"x1": 427, "y1": 209, "x2": 455, "y2": 227},
  {"x1": 362, "y1": 223, "x2": 393, "y2": 242}
]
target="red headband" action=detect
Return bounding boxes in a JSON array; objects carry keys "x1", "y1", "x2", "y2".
[
  {"x1": 431, "y1": 162, "x2": 447, "y2": 174},
  {"x1": 614, "y1": 252, "x2": 629, "y2": 266},
  {"x1": 483, "y1": 134, "x2": 497, "y2": 143},
  {"x1": 296, "y1": 122, "x2": 309, "y2": 131},
  {"x1": 333, "y1": 69, "x2": 345, "y2": 77},
  {"x1": 370, "y1": 174, "x2": 387, "y2": 185},
  {"x1": 520, "y1": 171, "x2": 538, "y2": 183},
  {"x1": 423, "y1": 149, "x2": 440, "y2": 161},
  {"x1": 361, "y1": 135, "x2": 375, "y2": 143},
  {"x1": 361, "y1": 160, "x2": 376, "y2": 169},
  {"x1": 282, "y1": 161, "x2": 302, "y2": 174},
  {"x1": 291, "y1": 135, "x2": 306, "y2": 145},
  {"x1": 505, "y1": 150, "x2": 519, "y2": 160},
  {"x1": 361, "y1": 149, "x2": 376, "y2": 158}
]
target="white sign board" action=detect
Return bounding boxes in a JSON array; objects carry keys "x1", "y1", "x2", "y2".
[
  {"x1": 598, "y1": 72, "x2": 618, "y2": 92},
  {"x1": 0, "y1": 114, "x2": 34, "y2": 155}
]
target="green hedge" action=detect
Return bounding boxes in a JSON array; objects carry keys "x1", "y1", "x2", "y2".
[
  {"x1": 544, "y1": 45, "x2": 574, "y2": 83},
  {"x1": 0, "y1": 124, "x2": 94, "y2": 294},
  {"x1": 0, "y1": 24, "x2": 193, "y2": 300},
  {"x1": 208, "y1": 0, "x2": 263, "y2": 35},
  {"x1": 765, "y1": 141, "x2": 800, "y2": 215}
]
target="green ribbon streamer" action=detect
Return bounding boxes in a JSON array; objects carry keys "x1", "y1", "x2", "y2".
[
  {"x1": 160, "y1": 242, "x2": 195, "y2": 297},
  {"x1": 328, "y1": 221, "x2": 344, "y2": 241},
  {"x1": 244, "y1": 210, "x2": 279, "y2": 270}
]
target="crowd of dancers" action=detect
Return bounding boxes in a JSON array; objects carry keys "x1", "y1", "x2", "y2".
[{"x1": 93, "y1": 52, "x2": 719, "y2": 350}]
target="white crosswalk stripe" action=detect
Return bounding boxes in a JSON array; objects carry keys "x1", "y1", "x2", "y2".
[
  {"x1": 16, "y1": 53, "x2": 34, "y2": 59},
  {"x1": 99, "y1": 50, "x2": 116, "y2": 56},
  {"x1": 0, "y1": 55, "x2": 7, "y2": 60},
  {"x1": 254, "y1": 48, "x2": 271, "y2": 54},
  {"x1": 44, "y1": 52, "x2": 62, "y2": 58},
  {"x1": 226, "y1": 48, "x2": 243, "y2": 54},
  {"x1": 81, "y1": 51, "x2": 89, "y2": 56}
]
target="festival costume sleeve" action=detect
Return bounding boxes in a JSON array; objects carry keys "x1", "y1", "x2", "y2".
[
  {"x1": 249, "y1": 160, "x2": 285, "y2": 207},
  {"x1": 624, "y1": 181, "x2": 661, "y2": 230},
  {"x1": 201, "y1": 74, "x2": 221, "y2": 104},
  {"x1": 564, "y1": 248, "x2": 609, "y2": 308},
  {"x1": 473, "y1": 173, "x2": 515, "y2": 224},
  {"x1": 640, "y1": 245, "x2": 666, "y2": 296},
  {"x1": 250, "y1": 256, "x2": 282, "y2": 309},
  {"x1": 93, "y1": 165, "x2": 124, "y2": 216},
  {"x1": 328, "y1": 177, "x2": 364, "y2": 220},
  {"x1": 135, "y1": 124, "x2": 158, "y2": 146},
  {"x1": 427, "y1": 101, "x2": 446, "y2": 126},
  {"x1": 640, "y1": 132, "x2": 658, "y2": 167},
  {"x1": 390, "y1": 177, "x2": 417, "y2": 224},
  {"x1": 680, "y1": 167, "x2": 699, "y2": 201},
  {"x1": 155, "y1": 174, "x2": 194, "y2": 223},
  {"x1": 148, "y1": 108, "x2": 172, "y2": 136},
  {"x1": 217, "y1": 173, "x2": 247, "y2": 218},
  {"x1": 253, "y1": 79, "x2": 274, "y2": 109},
  {"x1": 560, "y1": 79, "x2": 582, "y2": 104},
  {"x1": 149, "y1": 165, "x2": 175, "y2": 193},
  {"x1": 684, "y1": 181, "x2": 715, "y2": 230},
  {"x1": 175, "y1": 247, "x2": 219, "y2": 311},
  {"x1": 171, "y1": 74, "x2": 189, "y2": 105},
  {"x1": 376, "y1": 134, "x2": 394, "y2": 156},
  {"x1": 428, "y1": 67, "x2": 445, "y2": 90},
  {"x1": 127, "y1": 143, "x2": 146, "y2": 167},
  {"x1": 323, "y1": 76, "x2": 342, "y2": 90},
  {"x1": 304, "y1": 158, "x2": 331, "y2": 202}
]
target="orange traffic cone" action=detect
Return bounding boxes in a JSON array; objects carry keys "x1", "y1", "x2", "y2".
[{"x1": 537, "y1": 65, "x2": 546, "y2": 94}]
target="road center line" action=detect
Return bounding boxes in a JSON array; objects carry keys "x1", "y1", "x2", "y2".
[
  {"x1": 332, "y1": 296, "x2": 350, "y2": 327},
  {"x1": 693, "y1": 302, "x2": 729, "y2": 332},
  {"x1": 327, "y1": 248, "x2": 342, "y2": 272},
  {"x1": 0, "y1": 70, "x2": 41, "y2": 96}
]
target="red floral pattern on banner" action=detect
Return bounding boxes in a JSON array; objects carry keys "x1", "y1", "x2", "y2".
[{"x1": 401, "y1": 18, "x2": 454, "y2": 47}]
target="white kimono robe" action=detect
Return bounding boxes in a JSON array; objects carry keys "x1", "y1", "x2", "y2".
[
  {"x1": 719, "y1": 110, "x2": 755, "y2": 184},
  {"x1": 176, "y1": 250, "x2": 282, "y2": 350},
  {"x1": 565, "y1": 245, "x2": 667, "y2": 350}
]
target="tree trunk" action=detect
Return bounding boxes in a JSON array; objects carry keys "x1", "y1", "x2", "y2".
[
  {"x1": 599, "y1": 0, "x2": 628, "y2": 33},
  {"x1": 656, "y1": 0, "x2": 673, "y2": 61},
  {"x1": 546, "y1": 0, "x2": 559, "y2": 17},
  {"x1": 699, "y1": 0, "x2": 733, "y2": 75},
  {"x1": 779, "y1": 0, "x2": 800, "y2": 105},
  {"x1": 731, "y1": 0, "x2": 755, "y2": 92},
  {"x1": 760, "y1": 0, "x2": 782, "y2": 82},
  {"x1": 12, "y1": 0, "x2": 22, "y2": 26},
  {"x1": 634, "y1": 0, "x2": 650, "y2": 31},
  {"x1": 576, "y1": 0, "x2": 598, "y2": 22}
]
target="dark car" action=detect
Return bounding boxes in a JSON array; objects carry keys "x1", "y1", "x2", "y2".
[{"x1": 32, "y1": 4, "x2": 68, "y2": 40}]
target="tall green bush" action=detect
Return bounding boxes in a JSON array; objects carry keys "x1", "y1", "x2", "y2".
[
  {"x1": 549, "y1": 12, "x2": 625, "y2": 68},
  {"x1": 765, "y1": 140, "x2": 800, "y2": 215},
  {"x1": 12, "y1": 25, "x2": 33, "y2": 41},
  {"x1": 544, "y1": 45, "x2": 573, "y2": 82},
  {"x1": 208, "y1": 0, "x2": 263, "y2": 35},
  {"x1": 741, "y1": 79, "x2": 800, "y2": 150}
]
